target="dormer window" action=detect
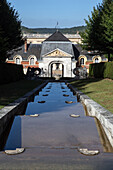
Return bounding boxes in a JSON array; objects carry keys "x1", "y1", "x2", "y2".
[
  {"x1": 95, "y1": 58, "x2": 99, "y2": 63},
  {"x1": 30, "y1": 58, "x2": 34, "y2": 65},
  {"x1": 28, "y1": 55, "x2": 37, "y2": 65},
  {"x1": 80, "y1": 58, "x2": 84, "y2": 65},
  {"x1": 14, "y1": 55, "x2": 22, "y2": 65},
  {"x1": 16, "y1": 58, "x2": 20, "y2": 64},
  {"x1": 79, "y1": 55, "x2": 87, "y2": 66},
  {"x1": 93, "y1": 56, "x2": 101, "y2": 63}
]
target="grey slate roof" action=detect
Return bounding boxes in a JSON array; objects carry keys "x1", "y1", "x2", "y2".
[
  {"x1": 74, "y1": 44, "x2": 88, "y2": 55},
  {"x1": 74, "y1": 44, "x2": 107, "y2": 61},
  {"x1": 9, "y1": 44, "x2": 42, "y2": 60},
  {"x1": 44, "y1": 30, "x2": 70, "y2": 42},
  {"x1": 72, "y1": 44, "x2": 80, "y2": 60},
  {"x1": 41, "y1": 42, "x2": 74, "y2": 57}
]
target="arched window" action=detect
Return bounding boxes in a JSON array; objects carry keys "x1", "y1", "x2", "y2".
[
  {"x1": 95, "y1": 58, "x2": 99, "y2": 63},
  {"x1": 30, "y1": 58, "x2": 34, "y2": 65},
  {"x1": 80, "y1": 58, "x2": 84, "y2": 65},
  {"x1": 14, "y1": 55, "x2": 22, "y2": 65},
  {"x1": 16, "y1": 58, "x2": 20, "y2": 65}
]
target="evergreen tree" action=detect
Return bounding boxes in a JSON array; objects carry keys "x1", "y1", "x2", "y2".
[
  {"x1": 82, "y1": 4, "x2": 103, "y2": 52},
  {"x1": 81, "y1": 0, "x2": 113, "y2": 61},
  {"x1": 0, "y1": 27, "x2": 9, "y2": 61},
  {"x1": 101, "y1": 0, "x2": 113, "y2": 61},
  {"x1": 0, "y1": 0, "x2": 23, "y2": 62}
]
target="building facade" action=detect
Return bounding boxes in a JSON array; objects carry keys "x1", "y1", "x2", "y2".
[
  {"x1": 23, "y1": 32, "x2": 82, "y2": 44},
  {"x1": 7, "y1": 31, "x2": 107, "y2": 77},
  {"x1": 40, "y1": 31, "x2": 76, "y2": 77}
]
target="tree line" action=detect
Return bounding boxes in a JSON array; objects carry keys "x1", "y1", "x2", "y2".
[
  {"x1": 0, "y1": 0, "x2": 23, "y2": 63},
  {"x1": 0, "y1": 0, "x2": 113, "y2": 63},
  {"x1": 81, "y1": 0, "x2": 113, "y2": 61},
  {"x1": 22, "y1": 26, "x2": 86, "y2": 34}
]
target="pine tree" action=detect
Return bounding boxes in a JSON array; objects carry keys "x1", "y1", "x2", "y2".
[
  {"x1": 0, "y1": 27, "x2": 9, "y2": 62},
  {"x1": 0, "y1": 0, "x2": 23, "y2": 62},
  {"x1": 82, "y1": 4, "x2": 103, "y2": 53},
  {"x1": 101, "y1": 0, "x2": 113, "y2": 61},
  {"x1": 81, "y1": 0, "x2": 113, "y2": 61}
]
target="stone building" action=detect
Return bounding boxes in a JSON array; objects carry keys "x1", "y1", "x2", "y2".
[
  {"x1": 7, "y1": 30, "x2": 107, "y2": 77},
  {"x1": 23, "y1": 32, "x2": 82, "y2": 44},
  {"x1": 40, "y1": 30, "x2": 76, "y2": 77}
]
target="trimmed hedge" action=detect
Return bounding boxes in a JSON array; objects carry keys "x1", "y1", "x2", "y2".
[
  {"x1": 0, "y1": 63, "x2": 24, "y2": 84},
  {"x1": 104, "y1": 62, "x2": 113, "y2": 79},
  {"x1": 89, "y1": 62, "x2": 113, "y2": 79}
]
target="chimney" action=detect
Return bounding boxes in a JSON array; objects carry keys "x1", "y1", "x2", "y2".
[{"x1": 24, "y1": 38, "x2": 27, "y2": 53}]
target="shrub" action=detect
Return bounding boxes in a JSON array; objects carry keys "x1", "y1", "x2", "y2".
[
  {"x1": 89, "y1": 62, "x2": 113, "y2": 79},
  {"x1": 0, "y1": 63, "x2": 24, "y2": 84},
  {"x1": 104, "y1": 62, "x2": 113, "y2": 79},
  {"x1": 89, "y1": 63, "x2": 105, "y2": 78}
]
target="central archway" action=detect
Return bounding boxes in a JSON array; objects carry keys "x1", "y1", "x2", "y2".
[{"x1": 49, "y1": 61, "x2": 64, "y2": 78}]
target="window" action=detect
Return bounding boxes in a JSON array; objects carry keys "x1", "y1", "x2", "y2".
[
  {"x1": 16, "y1": 58, "x2": 20, "y2": 64},
  {"x1": 80, "y1": 58, "x2": 84, "y2": 65},
  {"x1": 30, "y1": 58, "x2": 34, "y2": 65},
  {"x1": 95, "y1": 58, "x2": 99, "y2": 63}
]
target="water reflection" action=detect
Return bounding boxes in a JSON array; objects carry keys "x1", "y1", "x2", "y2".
[
  {"x1": 25, "y1": 83, "x2": 77, "y2": 115},
  {"x1": 0, "y1": 117, "x2": 14, "y2": 151},
  {"x1": 4, "y1": 116, "x2": 21, "y2": 150},
  {"x1": 2, "y1": 82, "x2": 113, "y2": 153}
]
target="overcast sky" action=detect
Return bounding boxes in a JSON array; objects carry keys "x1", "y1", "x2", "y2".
[{"x1": 7, "y1": 0, "x2": 103, "y2": 28}]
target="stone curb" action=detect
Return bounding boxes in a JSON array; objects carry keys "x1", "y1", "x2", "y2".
[
  {"x1": 67, "y1": 83, "x2": 113, "y2": 147},
  {"x1": 0, "y1": 81, "x2": 48, "y2": 136}
]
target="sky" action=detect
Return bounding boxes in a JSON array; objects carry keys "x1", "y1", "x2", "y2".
[{"x1": 7, "y1": 0, "x2": 103, "y2": 28}]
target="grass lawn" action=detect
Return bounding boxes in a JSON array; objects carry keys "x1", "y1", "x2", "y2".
[
  {"x1": 70, "y1": 78, "x2": 113, "y2": 113},
  {"x1": 0, "y1": 79, "x2": 44, "y2": 109}
]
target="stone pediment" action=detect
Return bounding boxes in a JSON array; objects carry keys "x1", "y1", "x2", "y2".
[{"x1": 44, "y1": 48, "x2": 72, "y2": 57}]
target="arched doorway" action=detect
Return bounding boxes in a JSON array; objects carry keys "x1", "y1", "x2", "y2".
[{"x1": 49, "y1": 62, "x2": 64, "y2": 78}]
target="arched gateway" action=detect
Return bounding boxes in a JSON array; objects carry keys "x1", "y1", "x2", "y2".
[{"x1": 49, "y1": 61, "x2": 64, "y2": 78}]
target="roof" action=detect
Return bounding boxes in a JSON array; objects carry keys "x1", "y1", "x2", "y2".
[
  {"x1": 44, "y1": 30, "x2": 71, "y2": 42},
  {"x1": 74, "y1": 44, "x2": 88, "y2": 55},
  {"x1": 41, "y1": 42, "x2": 74, "y2": 56},
  {"x1": 9, "y1": 44, "x2": 42, "y2": 60},
  {"x1": 74, "y1": 44, "x2": 107, "y2": 61},
  {"x1": 72, "y1": 44, "x2": 80, "y2": 60}
]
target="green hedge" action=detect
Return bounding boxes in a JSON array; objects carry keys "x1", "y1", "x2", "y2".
[
  {"x1": 104, "y1": 62, "x2": 113, "y2": 79},
  {"x1": 0, "y1": 63, "x2": 24, "y2": 84},
  {"x1": 89, "y1": 62, "x2": 113, "y2": 79}
]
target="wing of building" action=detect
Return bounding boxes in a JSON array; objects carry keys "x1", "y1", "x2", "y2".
[{"x1": 7, "y1": 30, "x2": 107, "y2": 77}]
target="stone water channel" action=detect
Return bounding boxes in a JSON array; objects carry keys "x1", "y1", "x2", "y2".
[{"x1": 0, "y1": 82, "x2": 113, "y2": 170}]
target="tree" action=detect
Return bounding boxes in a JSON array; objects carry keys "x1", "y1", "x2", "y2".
[
  {"x1": 0, "y1": 27, "x2": 9, "y2": 61},
  {"x1": 101, "y1": 0, "x2": 113, "y2": 61},
  {"x1": 0, "y1": 0, "x2": 23, "y2": 62},
  {"x1": 81, "y1": 4, "x2": 103, "y2": 51},
  {"x1": 81, "y1": 0, "x2": 113, "y2": 61}
]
